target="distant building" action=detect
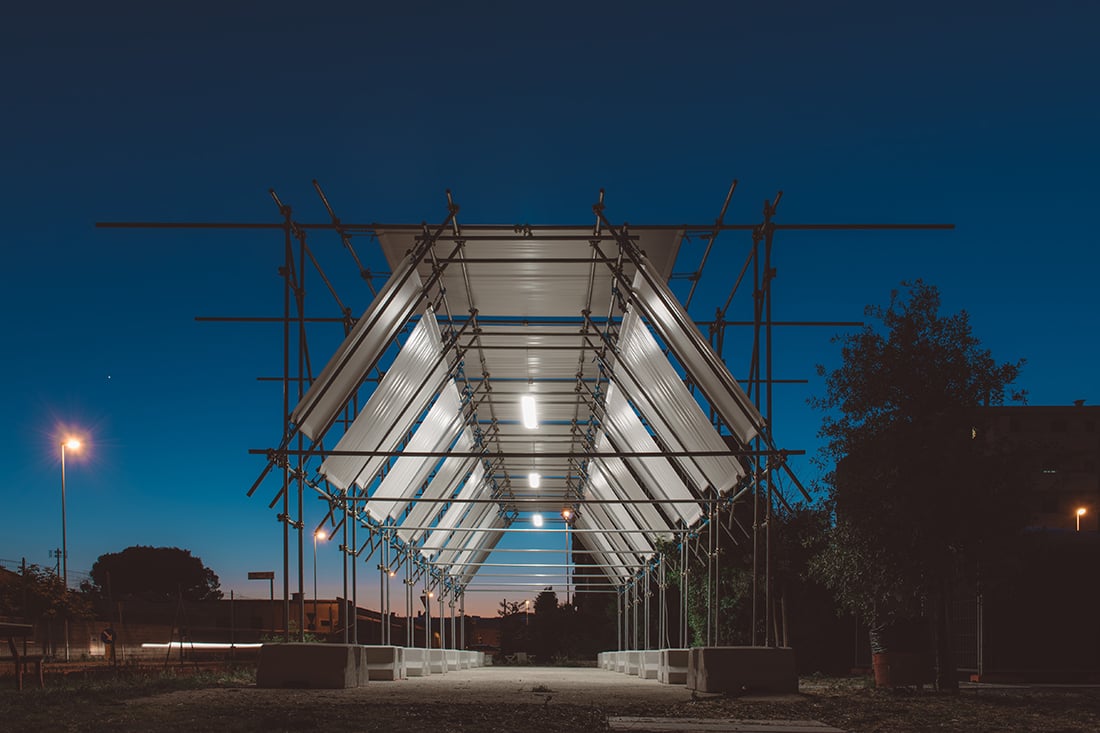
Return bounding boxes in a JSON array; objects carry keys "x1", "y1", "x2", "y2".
[
  {"x1": 961, "y1": 402, "x2": 1100, "y2": 678},
  {"x1": 973, "y1": 402, "x2": 1099, "y2": 531}
]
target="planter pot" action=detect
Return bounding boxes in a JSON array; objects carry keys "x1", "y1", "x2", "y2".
[{"x1": 872, "y1": 651, "x2": 933, "y2": 688}]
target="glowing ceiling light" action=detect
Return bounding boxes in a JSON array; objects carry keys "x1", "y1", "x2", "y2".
[
  {"x1": 528, "y1": 472, "x2": 541, "y2": 489},
  {"x1": 532, "y1": 513, "x2": 544, "y2": 528},
  {"x1": 521, "y1": 394, "x2": 538, "y2": 429}
]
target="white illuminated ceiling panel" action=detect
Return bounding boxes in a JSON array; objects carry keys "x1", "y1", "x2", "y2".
[
  {"x1": 320, "y1": 310, "x2": 446, "y2": 491},
  {"x1": 291, "y1": 261, "x2": 425, "y2": 440}
]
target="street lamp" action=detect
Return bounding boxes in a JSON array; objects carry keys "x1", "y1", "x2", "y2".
[
  {"x1": 525, "y1": 598, "x2": 530, "y2": 625},
  {"x1": 561, "y1": 507, "x2": 574, "y2": 606},
  {"x1": 1077, "y1": 507, "x2": 1087, "y2": 532},
  {"x1": 59, "y1": 437, "x2": 81, "y2": 590},
  {"x1": 313, "y1": 530, "x2": 327, "y2": 632},
  {"x1": 60, "y1": 436, "x2": 81, "y2": 662}
]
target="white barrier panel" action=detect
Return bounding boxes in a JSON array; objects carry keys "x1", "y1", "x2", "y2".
[
  {"x1": 599, "y1": 382, "x2": 700, "y2": 527},
  {"x1": 617, "y1": 311, "x2": 746, "y2": 493},
  {"x1": 396, "y1": 431, "x2": 478, "y2": 545},
  {"x1": 405, "y1": 647, "x2": 430, "y2": 677},
  {"x1": 292, "y1": 265, "x2": 425, "y2": 441},
  {"x1": 321, "y1": 309, "x2": 445, "y2": 491},
  {"x1": 630, "y1": 268, "x2": 763, "y2": 447},
  {"x1": 367, "y1": 383, "x2": 465, "y2": 521}
]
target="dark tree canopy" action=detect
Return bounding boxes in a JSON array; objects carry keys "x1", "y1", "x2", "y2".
[
  {"x1": 810, "y1": 281, "x2": 1029, "y2": 687},
  {"x1": 0, "y1": 564, "x2": 93, "y2": 621},
  {"x1": 90, "y1": 546, "x2": 222, "y2": 602}
]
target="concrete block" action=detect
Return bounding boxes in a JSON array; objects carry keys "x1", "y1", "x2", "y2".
[
  {"x1": 428, "y1": 648, "x2": 447, "y2": 674},
  {"x1": 405, "y1": 647, "x2": 430, "y2": 677},
  {"x1": 445, "y1": 649, "x2": 460, "y2": 671},
  {"x1": 256, "y1": 643, "x2": 360, "y2": 689},
  {"x1": 625, "y1": 650, "x2": 641, "y2": 676},
  {"x1": 363, "y1": 645, "x2": 406, "y2": 681},
  {"x1": 687, "y1": 646, "x2": 798, "y2": 694},
  {"x1": 658, "y1": 648, "x2": 689, "y2": 685},
  {"x1": 615, "y1": 651, "x2": 627, "y2": 673},
  {"x1": 640, "y1": 650, "x2": 660, "y2": 680}
]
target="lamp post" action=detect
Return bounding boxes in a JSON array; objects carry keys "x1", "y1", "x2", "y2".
[
  {"x1": 59, "y1": 438, "x2": 81, "y2": 590},
  {"x1": 525, "y1": 598, "x2": 530, "y2": 625},
  {"x1": 313, "y1": 530, "x2": 327, "y2": 632},
  {"x1": 1077, "y1": 507, "x2": 1087, "y2": 532},
  {"x1": 60, "y1": 436, "x2": 81, "y2": 662},
  {"x1": 561, "y1": 507, "x2": 573, "y2": 606}
]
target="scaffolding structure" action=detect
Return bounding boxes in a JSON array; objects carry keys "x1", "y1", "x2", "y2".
[{"x1": 99, "y1": 182, "x2": 951, "y2": 651}]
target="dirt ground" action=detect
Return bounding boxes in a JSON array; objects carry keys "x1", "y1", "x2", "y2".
[{"x1": 3, "y1": 666, "x2": 1100, "y2": 732}]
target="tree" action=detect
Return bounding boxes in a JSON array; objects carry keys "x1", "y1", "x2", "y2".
[
  {"x1": 89, "y1": 546, "x2": 222, "y2": 602},
  {"x1": 0, "y1": 563, "x2": 93, "y2": 621},
  {"x1": 811, "y1": 281, "x2": 1029, "y2": 691},
  {"x1": 497, "y1": 598, "x2": 529, "y2": 657}
]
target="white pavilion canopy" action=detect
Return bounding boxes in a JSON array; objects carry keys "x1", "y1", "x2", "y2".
[{"x1": 285, "y1": 223, "x2": 765, "y2": 592}]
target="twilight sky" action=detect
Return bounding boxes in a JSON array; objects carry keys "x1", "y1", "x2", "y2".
[{"x1": 3, "y1": 1, "x2": 1097, "y2": 617}]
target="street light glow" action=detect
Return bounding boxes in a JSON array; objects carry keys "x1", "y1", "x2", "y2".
[
  {"x1": 1077, "y1": 506, "x2": 1088, "y2": 532},
  {"x1": 560, "y1": 507, "x2": 573, "y2": 522},
  {"x1": 64, "y1": 437, "x2": 82, "y2": 451},
  {"x1": 315, "y1": 529, "x2": 327, "y2": 541}
]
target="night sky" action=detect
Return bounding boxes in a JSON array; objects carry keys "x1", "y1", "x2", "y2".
[{"x1": 3, "y1": 2, "x2": 1097, "y2": 616}]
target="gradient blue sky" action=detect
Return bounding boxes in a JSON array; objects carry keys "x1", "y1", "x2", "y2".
[{"x1": 3, "y1": 2, "x2": 1097, "y2": 616}]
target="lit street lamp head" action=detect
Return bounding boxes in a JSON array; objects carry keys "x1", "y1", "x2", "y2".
[
  {"x1": 1077, "y1": 507, "x2": 1088, "y2": 517},
  {"x1": 63, "y1": 437, "x2": 82, "y2": 451},
  {"x1": 315, "y1": 529, "x2": 327, "y2": 541}
]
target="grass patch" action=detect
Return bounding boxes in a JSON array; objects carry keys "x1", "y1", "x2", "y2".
[{"x1": 3, "y1": 667, "x2": 255, "y2": 704}]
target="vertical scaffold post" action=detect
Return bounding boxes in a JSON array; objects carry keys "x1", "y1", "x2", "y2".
[
  {"x1": 274, "y1": 189, "x2": 292, "y2": 643},
  {"x1": 460, "y1": 592, "x2": 466, "y2": 650},
  {"x1": 763, "y1": 190, "x2": 781, "y2": 647},
  {"x1": 750, "y1": 218, "x2": 763, "y2": 647},
  {"x1": 658, "y1": 555, "x2": 667, "y2": 649},
  {"x1": 341, "y1": 500, "x2": 349, "y2": 643},
  {"x1": 633, "y1": 576, "x2": 640, "y2": 650},
  {"x1": 680, "y1": 538, "x2": 688, "y2": 647},
  {"x1": 296, "y1": 226, "x2": 307, "y2": 642},
  {"x1": 406, "y1": 554, "x2": 414, "y2": 647},
  {"x1": 379, "y1": 541, "x2": 387, "y2": 645},
  {"x1": 616, "y1": 585, "x2": 623, "y2": 651}
]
